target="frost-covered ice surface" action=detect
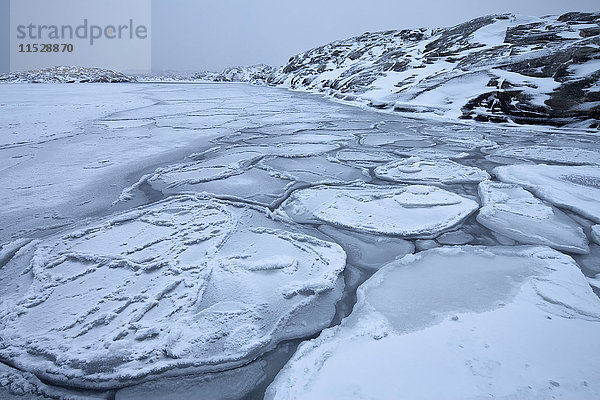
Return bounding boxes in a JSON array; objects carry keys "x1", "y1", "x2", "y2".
[
  {"x1": 592, "y1": 225, "x2": 600, "y2": 244},
  {"x1": 485, "y1": 145, "x2": 600, "y2": 165},
  {"x1": 0, "y1": 195, "x2": 345, "y2": 389},
  {"x1": 494, "y1": 164, "x2": 600, "y2": 223},
  {"x1": 374, "y1": 157, "x2": 490, "y2": 185},
  {"x1": 279, "y1": 185, "x2": 479, "y2": 237},
  {"x1": 477, "y1": 180, "x2": 589, "y2": 253},
  {"x1": 1, "y1": 82, "x2": 600, "y2": 399},
  {"x1": 267, "y1": 246, "x2": 600, "y2": 400}
]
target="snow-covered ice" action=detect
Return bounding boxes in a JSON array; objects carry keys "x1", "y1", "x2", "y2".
[
  {"x1": 0, "y1": 195, "x2": 346, "y2": 389},
  {"x1": 279, "y1": 184, "x2": 479, "y2": 237},
  {"x1": 1, "y1": 81, "x2": 599, "y2": 399},
  {"x1": 486, "y1": 145, "x2": 600, "y2": 165},
  {"x1": 477, "y1": 180, "x2": 590, "y2": 254},
  {"x1": 374, "y1": 157, "x2": 490, "y2": 185},
  {"x1": 148, "y1": 157, "x2": 298, "y2": 207},
  {"x1": 393, "y1": 148, "x2": 470, "y2": 160},
  {"x1": 259, "y1": 156, "x2": 369, "y2": 185},
  {"x1": 494, "y1": 164, "x2": 600, "y2": 223},
  {"x1": 592, "y1": 225, "x2": 600, "y2": 245},
  {"x1": 266, "y1": 246, "x2": 600, "y2": 400}
]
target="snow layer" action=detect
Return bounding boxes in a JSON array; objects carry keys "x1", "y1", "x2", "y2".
[
  {"x1": 267, "y1": 246, "x2": 600, "y2": 400},
  {"x1": 0, "y1": 195, "x2": 346, "y2": 389},
  {"x1": 494, "y1": 164, "x2": 600, "y2": 223},
  {"x1": 477, "y1": 180, "x2": 589, "y2": 253},
  {"x1": 374, "y1": 157, "x2": 490, "y2": 185},
  {"x1": 279, "y1": 185, "x2": 478, "y2": 237}
]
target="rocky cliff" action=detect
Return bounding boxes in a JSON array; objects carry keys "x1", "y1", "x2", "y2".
[{"x1": 268, "y1": 12, "x2": 600, "y2": 128}]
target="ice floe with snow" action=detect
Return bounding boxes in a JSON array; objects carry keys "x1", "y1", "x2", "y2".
[
  {"x1": 494, "y1": 164, "x2": 600, "y2": 223},
  {"x1": 148, "y1": 149, "x2": 264, "y2": 187},
  {"x1": 393, "y1": 148, "x2": 469, "y2": 160},
  {"x1": 374, "y1": 157, "x2": 490, "y2": 185},
  {"x1": 360, "y1": 132, "x2": 434, "y2": 148},
  {"x1": 266, "y1": 246, "x2": 600, "y2": 400},
  {"x1": 279, "y1": 184, "x2": 478, "y2": 237},
  {"x1": 486, "y1": 145, "x2": 600, "y2": 166},
  {"x1": 259, "y1": 156, "x2": 369, "y2": 185},
  {"x1": 334, "y1": 149, "x2": 399, "y2": 168},
  {"x1": 477, "y1": 180, "x2": 589, "y2": 254},
  {"x1": 0, "y1": 195, "x2": 346, "y2": 389},
  {"x1": 592, "y1": 225, "x2": 600, "y2": 245},
  {"x1": 435, "y1": 230, "x2": 474, "y2": 245}
]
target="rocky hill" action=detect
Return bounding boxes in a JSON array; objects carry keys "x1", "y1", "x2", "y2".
[
  {"x1": 267, "y1": 12, "x2": 600, "y2": 128},
  {"x1": 0, "y1": 66, "x2": 135, "y2": 83},
  {"x1": 207, "y1": 64, "x2": 276, "y2": 84}
]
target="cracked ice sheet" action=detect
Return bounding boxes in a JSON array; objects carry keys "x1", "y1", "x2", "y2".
[
  {"x1": 494, "y1": 164, "x2": 600, "y2": 223},
  {"x1": 259, "y1": 156, "x2": 369, "y2": 185},
  {"x1": 375, "y1": 157, "x2": 490, "y2": 185},
  {"x1": 244, "y1": 131, "x2": 356, "y2": 146},
  {"x1": 486, "y1": 145, "x2": 600, "y2": 166},
  {"x1": 266, "y1": 246, "x2": 600, "y2": 400},
  {"x1": 0, "y1": 195, "x2": 346, "y2": 390},
  {"x1": 477, "y1": 181, "x2": 589, "y2": 254},
  {"x1": 150, "y1": 166, "x2": 297, "y2": 208},
  {"x1": 279, "y1": 184, "x2": 478, "y2": 238}
]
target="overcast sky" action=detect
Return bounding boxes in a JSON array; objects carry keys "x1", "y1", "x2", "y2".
[
  {"x1": 151, "y1": 0, "x2": 599, "y2": 72},
  {"x1": 1, "y1": 0, "x2": 599, "y2": 73}
]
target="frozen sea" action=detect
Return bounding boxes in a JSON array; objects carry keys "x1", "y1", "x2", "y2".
[{"x1": 1, "y1": 83, "x2": 600, "y2": 399}]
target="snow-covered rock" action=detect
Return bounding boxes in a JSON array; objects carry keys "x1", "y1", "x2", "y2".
[
  {"x1": 494, "y1": 164, "x2": 600, "y2": 223},
  {"x1": 477, "y1": 180, "x2": 589, "y2": 253},
  {"x1": 279, "y1": 184, "x2": 478, "y2": 237},
  {"x1": 374, "y1": 157, "x2": 490, "y2": 185},
  {"x1": 135, "y1": 71, "x2": 215, "y2": 82},
  {"x1": 266, "y1": 246, "x2": 600, "y2": 400},
  {"x1": 0, "y1": 195, "x2": 346, "y2": 389},
  {"x1": 213, "y1": 64, "x2": 276, "y2": 84},
  {"x1": 0, "y1": 66, "x2": 134, "y2": 83},
  {"x1": 268, "y1": 13, "x2": 600, "y2": 128}
]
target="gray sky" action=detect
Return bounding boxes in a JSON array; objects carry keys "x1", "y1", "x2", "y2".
[
  {"x1": 151, "y1": 0, "x2": 599, "y2": 72},
  {"x1": 2, "y1": 0, "x2": 599, "y2": 73}
]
